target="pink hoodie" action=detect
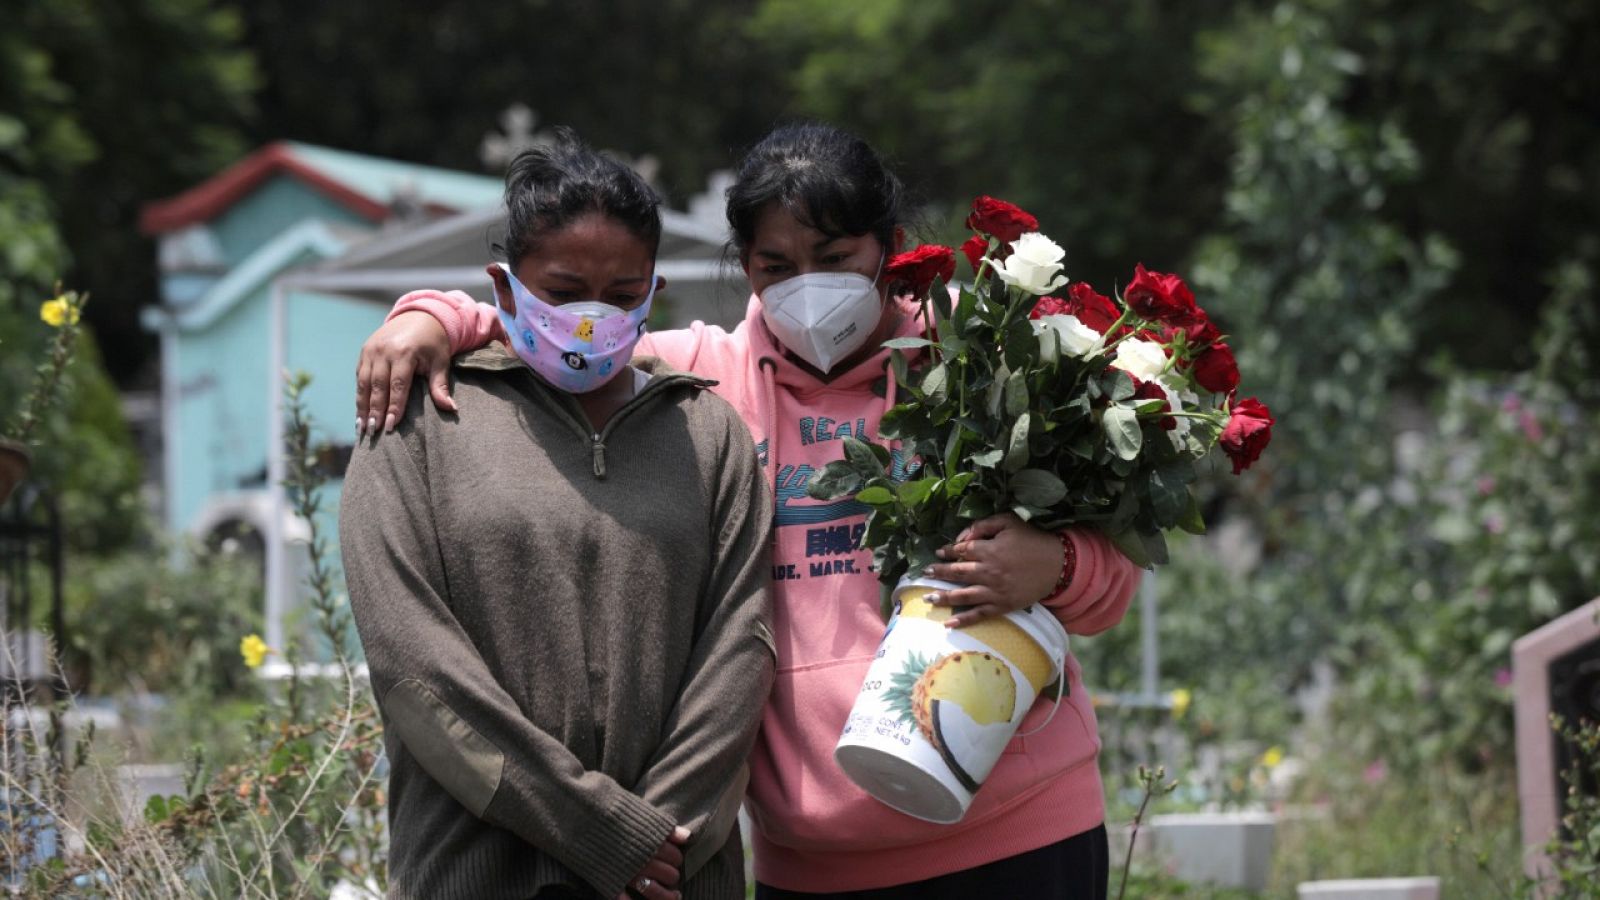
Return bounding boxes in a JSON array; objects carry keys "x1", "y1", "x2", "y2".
[{"x1": 389, "y1": 290, "x2": 1141, "y2": 891}]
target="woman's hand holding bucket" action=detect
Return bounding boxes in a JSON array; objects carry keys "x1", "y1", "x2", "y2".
[{"x1": 923, "y1": 513, "x2": 1067, "y2": 627}]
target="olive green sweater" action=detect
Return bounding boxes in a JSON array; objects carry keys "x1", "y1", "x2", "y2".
[{"x1": 340, "y1": 347, "x2": 775, "y2": 900}]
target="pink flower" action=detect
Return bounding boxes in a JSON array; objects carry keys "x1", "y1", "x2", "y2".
[
  {"x1": 1519, "y1": 411, "x2": 1544, "y2": 443},
  {"x1": 1363, "y1": 759, "x2": 1388, "y2": 785},
  {"x1": 1494, "y1": 668, "x2": 1512, "y2": 689},
  {"x1": 1485, "y1": 514, "x2": 1505, "y2": 535},
  {"x1": 1476, "y1": 476, "x2": 1496, "y2": 496}
]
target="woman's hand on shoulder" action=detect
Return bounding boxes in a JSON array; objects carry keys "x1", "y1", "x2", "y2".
[
  {"x1": 921, "y1": 513, "x2": 1065, "y2": 628},
  {"x1": 356, "y1": 311, "x2": 457, "y2": 436}
]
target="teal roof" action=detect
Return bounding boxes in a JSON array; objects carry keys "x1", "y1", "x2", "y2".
[{"x1": 286, "y1": 142, "x2": 503, "y2": 210}]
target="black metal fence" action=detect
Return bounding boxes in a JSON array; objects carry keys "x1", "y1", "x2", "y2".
[{"x1": 1, "y1": 484, "x2": 68, "y2": 884}]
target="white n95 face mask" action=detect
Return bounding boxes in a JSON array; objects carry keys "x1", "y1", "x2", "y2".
[{"x1": 759, "y1": 263, "x2": 885, "y2": 373}]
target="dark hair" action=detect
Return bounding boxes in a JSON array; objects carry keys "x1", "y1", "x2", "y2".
[
  {"x1": 726, "y1": 122, "x2": 904, "y2": 257},
  {"x1": 500, "y1": 127, "x2": 662, "y2": 265}
]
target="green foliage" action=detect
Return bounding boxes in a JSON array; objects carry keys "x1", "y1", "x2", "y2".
[
  {"x1": 1540, "y1": 715, "x2": 1600, "y2": 897},
  {"x1": 1, "y1": 298, "x2": 147, "y2": 553},
  {"x1": 8, "y1": 374, "x2": 386, "y2": 898},
  {"x1": 63, "y1": 540, "x2": 262, "y2": 697},
  {"x1": 1330, "y1": 260, "x2": 1600, "y2": 775},
  {"x1": 11, "y1": 0, "x2": 258, "y2": 381},
  {"x1": 1268, "y1": 756, "x2": 1521, "y2": 897},
  {"x1": 0, "y1": 20, "x2": 90, "y2": 305}
]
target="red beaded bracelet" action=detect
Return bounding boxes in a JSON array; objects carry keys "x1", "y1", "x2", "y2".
[{"x1": 1043, "y1": 531, "x2": 1077, "y2": 602}]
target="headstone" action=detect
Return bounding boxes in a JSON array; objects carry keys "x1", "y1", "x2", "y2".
[
  {"x1": 114, "y1": 764, "x2": 186, "y2": 827},
  {"x1": 1297, "y1": 877, "x2": 1440, "y2": 899},
  {"x1": 1146, "y1": 810, "x2": 1276, "y2": 891},
  {"x1": 1514, "y1": 598, "x2": 1600, "y2": 883}
]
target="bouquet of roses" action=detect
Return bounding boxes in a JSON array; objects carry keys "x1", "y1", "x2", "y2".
[{"x1": 808, "y1": 196, "x2": 1275, "y2": 615}]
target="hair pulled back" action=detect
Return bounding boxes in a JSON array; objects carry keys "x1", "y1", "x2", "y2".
[
  {"x1": 500, "y1": 127, "x2": 662, "y2": 265},
  {"x1": 726, "y1": 122, "x2": 904, "y2": 257}
]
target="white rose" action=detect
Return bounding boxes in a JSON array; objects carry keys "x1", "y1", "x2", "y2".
[
  {"x1": 1110, "y1": 338, "x2": 1168, "y2": 381},
  {"x1": 1033, "y1": 314, "x2": 1102, "y2": 358},
  {"x1": 991, "y1": 232, "x2": 1068, "y2": 295}
]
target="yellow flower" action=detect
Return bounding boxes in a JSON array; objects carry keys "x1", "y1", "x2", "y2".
[
  {"x1": 1169, "y1": 687, "x2": 1192, "y2": 719},
  {"x1": 240, "y1": 634, "x2": 272, "y2": 669},
  {"x1": 1260, "y1": 745, "x2": 1285, "y2": 769},
  {"x1": 39, "y1": 296, "x2": 79, "y2": 328}
]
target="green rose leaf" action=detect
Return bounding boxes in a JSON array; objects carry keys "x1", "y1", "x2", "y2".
[
  {"x1": 971, "y1": 447, "x2": 1005, "y2": 468},
  {"x1": 1106, "y1": 370, "x2": 1137, "y2": 402},
  {"x1": 844, "y1": 437, "x2": 884, "y2": 475},
  {"x1": 1140, "y1": 529, "x2": 1170, "y2": 566},
  {"x1": 1107, "y1": 526, "x2": 1154, "y2": 569},
  {"x1": 896, "y1": 477, "x2": 939, "y2": 507},
  {"x1": 1004, "y1": 412, "x2": 1032, "y2": 472},
  {"x1": 807, "y1": 461, "x2": 861, "y2": 500},
  {"x1": 1012, "y1": 468, "x2": 1068, "y2": 508},
  {"x1": 1004, "y1": 368, "x2": 1029, "y2": 417},
  {"x1": 985, "y1": 364, "x2": 1009, "y2": 417},
  {"x1": 943, "y1": 427, "x2": 965, "y2": 476},
  {"x1": 1102, "y1": 406, "x2": 1142, "y2": 460},
  {"x1": 889, "y1": 349, "x2": 910, "y2": 392},
  {"x1": 955, "y1": 287, "x2": 979, "y2": 327},
  {"x1": 883, "y1": 336, "x2": 936, "y2": 350},
  {"x1": 945, "y1": 471, "x2": 977, "y2": 496},
  {"x1": 957, "y1": 492, "x2": 996, "y2": 519},
  {"x1": 1004, "y1": 316, "x2": 1037, "y2": 370},
  {"x1": 1178, "y1": 486, "x2": 1207, "y2": 535},
  {"x1": 922, "y1": 363, "x2": 950, "y2": 402},
  {"x1": 855, "y1": 485, "x2": 896, "y2": 507},
  {"x1": 1148, "y1": 466, "x2": 1188, "y2": 525}
]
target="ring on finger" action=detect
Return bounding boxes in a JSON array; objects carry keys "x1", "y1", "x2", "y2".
[{"x1": 636, "y1": 877, "x2": 653, "y2": 891}]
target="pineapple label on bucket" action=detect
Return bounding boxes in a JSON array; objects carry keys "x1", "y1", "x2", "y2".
[{"x1": 835, "y1": 577, "x2": 1070, "y2": 824}]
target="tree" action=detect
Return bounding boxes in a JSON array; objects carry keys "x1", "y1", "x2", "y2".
[
  {"x1": 1337, "y1": 0, "x2": 1600, "y2": 371},
  {"x1": 238, "y1": 0, "x2": 790, "y2": 204},
  {"x1": 14, "y1": 0, "x2": 259, "y2": 384},
  {"x1": 747, "y1": 0, "x2": 1244, "y2": 289}
]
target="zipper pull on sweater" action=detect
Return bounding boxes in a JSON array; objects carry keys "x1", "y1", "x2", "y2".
[{"x1": 591, "y1": 434, "x2": 606, "y2": 479}]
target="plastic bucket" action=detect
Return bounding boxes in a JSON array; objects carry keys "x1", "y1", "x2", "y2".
[{"x1": 835, "y1": 575, "x2": 1070, "y2": 823}]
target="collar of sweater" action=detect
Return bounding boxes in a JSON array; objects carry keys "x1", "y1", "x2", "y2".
[
  {"x1": 455, "y1": 344, "x2": 720, "y2": 481},
  {"x1": 455, "y1": 342, "x2": 718, "y2": 390}
]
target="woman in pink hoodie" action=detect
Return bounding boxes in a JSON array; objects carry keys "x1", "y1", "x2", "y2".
[{"x1": 355, "y1": 122, "x2": 1141, "y2": 900}]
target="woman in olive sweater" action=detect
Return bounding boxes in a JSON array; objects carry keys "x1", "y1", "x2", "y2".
[{"x1": 340, "y1": 131, "x2": 775, "y2": 900}]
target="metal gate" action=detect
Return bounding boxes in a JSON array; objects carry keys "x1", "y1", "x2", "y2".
[{"x1": 1, "y1": 483, "x2": 68, "y2": 883}]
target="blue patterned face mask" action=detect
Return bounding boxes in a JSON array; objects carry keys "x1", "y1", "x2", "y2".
[{"x1": 492, "y1": 263, "x2": 655, "y2": 394}]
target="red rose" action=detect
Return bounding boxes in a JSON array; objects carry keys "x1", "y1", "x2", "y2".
[
  {"x1": 1125, "y1": 264, "x2": 1200, "y2": 324},
  {"x1": 1132, "y1": 378, "x2": 1176, "y2": 430},
  {"x1": 1192, "y1": 342, "x2": 1240, "y2": 394},
  {"x1": 886, "y1": 244, "x2": 956, "y2": 297},
  {"x1": 965, "y1": 196, "x2": 1039, "y2": 244},
  {"x1": 1028, "y1": 295, "x2": 1072, "y2": 319},
  {"x1": 1164, "y1": 315, "x2": 1221, "y2": 350},
  {"x1": 1066, "y1": 282, "x2": 1120, "y2": 334},
  {"x1": 960, "y1": 234, "x2": 988, "y2": 274},
  {"x1": 1220, "y1": 397, "x2": 1274, "y2": 474}
]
